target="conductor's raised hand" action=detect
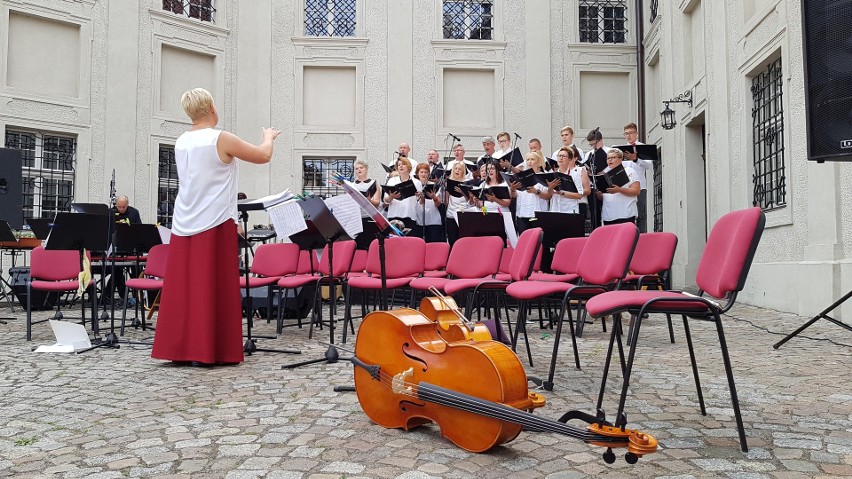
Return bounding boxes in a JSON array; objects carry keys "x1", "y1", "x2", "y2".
[{"x1": 263, "y1": 127, "x2": 282, "y2": 141}]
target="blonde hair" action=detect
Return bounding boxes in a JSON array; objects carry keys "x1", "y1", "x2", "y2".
[
  {"x1": 396, "y1": 157, "x2": 412, "y2": 171},
  {"x1": 526, "y1": 151, "x2": 545, "y2": 170},
  {"x1": 354, "y1": 159, "x2": 370, "y2": 170},
  {"x1": 181, "y1": 88, "x2": 214, "y2": 121},
  {"x1": 560, "y1": 126, "x2": 575, "y2": 135}
]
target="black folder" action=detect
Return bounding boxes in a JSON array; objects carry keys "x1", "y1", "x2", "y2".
[
  {"x1": 544, "y1": 156, "x2": 558, "y2": 171},
  {"x1": 495, "y1": 147, "x2": 524, "y2": 168},
  {"x1": 475, "y1": 184, "x2": 511, "y2": 200},
  {"x1": 554, "y1": 172, "x2": 578, "y2": 193},
  {"x1": 502, "y1": 168, "x2": 538, "y2": 189},
  {"x1": 613, "y1": 144, "x2": 658, "y2": 162},
  {"x1": 446, "y1": 179, "x2": 471, "y2": 198},
  {"x1": 384, "y1": 179, "x2": 417, "y2": 199},
  {"x1": 422, "y1": 183, "x2": 438, "y2": 196},
  {"x1": 594, "y1": 164, "x2": 632, "y2": 191},
  {"x1": 535, "y1": 172, "x2": 556, "y2": 188}
]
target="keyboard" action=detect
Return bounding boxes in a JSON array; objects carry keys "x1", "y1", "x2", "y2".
[{"x1": 247, "y1": 229, "x2": 276, "y2": 241}]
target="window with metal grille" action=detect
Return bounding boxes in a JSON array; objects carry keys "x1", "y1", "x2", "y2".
[
  {"x1": 579, "y1": 0, "x2": 628, "y2": 44},
  {"x1": 650, "y1": 0, "x2": 659, "y2": 23},
  {"x1": 162, "y1": 0, "x2": 215, "y2": 23},
  {"x1": 305, "y1": 0, "x2": 357, "y2": 37},
  {"x1": 303, "y1": 157, "x2": 354, "y2": 198},
  {"x1": 653, "y1": 151, "x2": 663, "y2": 232},
  {"x1": 443, "y1": 1, "x2": 493, "y2": 40},
  {"x1": 158, "y1": 145, "x2": 179, "y2": 228},
  {"x1": 751, "y1": 58, "x2": 786, "y2": 211},
  {"x1": 4, "y1": 129, "x2": 76, "y2": 222}
]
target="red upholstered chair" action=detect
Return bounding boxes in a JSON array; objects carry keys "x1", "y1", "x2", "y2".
[
  {"x1": 505, "y1": 222, "x2": 639, "y2": 387},
  {"x1": 238, "y1": 242, "x2": 301, "y2": 323},
  {"x1": 584, "y1": 207, "x2": 765, "y2": 452},
  {"x1": 408, "y1": 236, "x2": 504, "y2": 299},
  {"x1": 621, "y1": 232, "x2": 678, "y2": 343},
  {"x1": 349, "y1": 249, "x2": 368, "y2": 276},
  {"x1": 120, "y1": 243, "x2": 170, "y2": 335},
  {"x1": 342, "y1": 236, "x2": 426, "y2": 342},
  {"x1": 26, "y1": 246, "x2": 96, "y2": 341},
  {"x1": 422, "y1": 242, "x2": 451, "y2": 278},
  {"x1": 493, "y1": 247, "x2": 513, "y2": 281},
  {"x1": 528, "y1": 237, "x2": 587, "y2": 283}
]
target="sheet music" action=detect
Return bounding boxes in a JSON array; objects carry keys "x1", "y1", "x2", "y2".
[
  {"x1": 502, "y1": 211, "x2": 518, "y2": 248},
  {"x1": 157, "y1": 225, "x2": 171, "y2": 245},
  {"x1": 267, "y1": 200, "x2": 308, "y2": 238},
  {"x1": 324, "y1": 194, "x2": 364, "y2": 239},
  {"x1": 243, "y1": 189, "x2": 295, "y2": 208}
]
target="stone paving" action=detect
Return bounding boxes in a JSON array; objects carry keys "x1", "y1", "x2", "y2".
[{"x1": 0, "y1": 298, "x2": 850, "y2": 478}]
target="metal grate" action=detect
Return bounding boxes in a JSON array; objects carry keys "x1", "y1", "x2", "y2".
[
  {"x1": 305, "y1": 0, "x2": 357, "y2": 37},
  {"x1": 157, "y1": 145, "x2": 179, "y2": 228},
  {"x1": 5, "y1": 130, "x2": 76, "y2": 221},
  {"x1": 443, "y1": 1, "x2": 493, "y2": 40},
  {"x1": 579, "y1": 0, "x2": 628, "y2": 44},
  {"x1": 652, "y1": 150, "x2": 663, "y2": 232},
  {"x1": 162, "y1": 0, "x2": 215, "y2": 22},
  {"x1": 303, "y1": 157, "x2": 354, "y2": 198},
  {"x1": 751, "y1": 58, "x2": 786, "y2": 211},
  {"x1": 650, "y1": 0, "x2": 659, "y2": 23}
]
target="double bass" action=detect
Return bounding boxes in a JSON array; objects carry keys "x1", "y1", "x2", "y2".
[{"x1": 352, "y1": 308, "x2": 657, "y2": 462}]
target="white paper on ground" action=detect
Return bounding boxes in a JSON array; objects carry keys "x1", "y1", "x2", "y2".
[{"x1": 34, "y1": 320, "x2": 92, "y2": 353}]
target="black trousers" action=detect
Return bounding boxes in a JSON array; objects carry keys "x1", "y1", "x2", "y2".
[{"x1": 603, "y1": 216, "x2": 636, "y2": 225}]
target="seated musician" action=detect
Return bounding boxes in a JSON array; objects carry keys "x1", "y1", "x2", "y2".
[
  {"x1": 107, "y1": 194, "x2": 143, "y2": 306},
  {"x1": 414, "y1": 163, "x2": 444, "y2": 243},
  {"x1": 595, "y1": 149, "x2": 640, "y2": 225}
]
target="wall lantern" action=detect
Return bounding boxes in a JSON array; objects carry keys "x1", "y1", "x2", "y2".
[{"x1": 661, "y1": 90, "x2": 693, "y2": 130}]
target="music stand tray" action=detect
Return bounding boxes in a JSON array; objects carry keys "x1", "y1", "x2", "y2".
[
  {"x1": 70, "y1": 203, "x2": 109, "y2": 216},
  {"x1": 458, "y1": 212, "x2": 507, "y2": 241},
  {"x1": 114, "y1": 224, "x2": 162, "y2": 255},
  {"x1": 534, "y1": 211, "x2": 586, "y2": 247},
  {"x1": 0, "y1": 220, "x2": 16, "y2": 243},
  {"x1": 46, "y1": 213, "x2": 110, "y2": 252}
]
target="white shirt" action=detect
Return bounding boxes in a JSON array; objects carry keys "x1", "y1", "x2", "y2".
[
  {"x1": 385, "y1": 176, "x2": 422, "y2": 221},
  {"x1": 416, "y1": 185, "x2": 442, "y2": 226},
  {"x1": 445, "y1": 189, "x2": 473, "y2": 223},
  {"x1": 601, "y1": 165, "x2": 639, "y2": 222},
  {"x1": 549, "y1": 168, "x2": 584, "y2": 214},
  {"x1": 516, "y1": 183, "x2": 548, "y2": 218},
  {"x1": 172, "y1": 128, "x2": 238, "y2": 236}
]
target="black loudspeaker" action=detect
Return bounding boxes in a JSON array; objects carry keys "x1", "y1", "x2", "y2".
[
  {"x1": 0, "y1": 148, "x2": 23, "y2": 228},
  {"x1": 802, "y1": 0, "x2": 852, "y2": 162},
  {"x1": 9, "y1": 267, "x2": 57, "y2": 311}
]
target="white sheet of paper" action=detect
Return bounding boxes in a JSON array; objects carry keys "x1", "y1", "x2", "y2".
[
  {"x1": 247, "y1": 189, "x2": 294, "y2": 209},
  {"x1": 503, "y1": 211, "x2": 518, "y2": 248},
  {"x1": 34, "y1": 320, "x2": 92, "y2": 353},
  {"x1": 324, "y1": 194, "x2": 364, "y2": 239},
  {"x1": 157, "y1": 225, "x2": 171, "y2": 244},
  {"x1": 267, "y1": 200, "x2": 307, "y2": 238}
]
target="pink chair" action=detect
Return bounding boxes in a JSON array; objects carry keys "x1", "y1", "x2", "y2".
[
  {"x1": 408, "y1": 236, "x2": 504, "y2": 297},
  {"x1": 493, "y1": 247, "x2": 513, "y2": 281},
  {"x1": 26, "y1": 246, "x2": 96, "y2": 341},
  {"x1": 585, "y1": 208, "x2": 765, "y2": 452},
  {"x1": 443, "y1": 228, "x2": 543, "y2": 364},
  {"x1": 121, "y1": 243, "x2": 170, "y2": 335},
  {"x1": 342, "y1": 236, "x2": 426, "y2": 342},
  {"x1": 505, "y1": 223, "x2": 639, "y2": 388},
  {"x1": 621, "y1": 232, "x2": 678, "y2": 343},
  {"x1": 422, "y1": 242, "x2": 451, "y2": 278},
  {"x1": 239, "y1": 243, "x2": 301, "y2": 323},
  {"x1": 528, "y1": 237, "x2": 587, "y2": 283}
]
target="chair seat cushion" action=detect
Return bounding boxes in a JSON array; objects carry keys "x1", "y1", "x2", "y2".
[
  {"x1": 422, "y1": 271, "x2": 448, "y2": 278},
  {"x1": 444, "y1": 278, "x2": 507, "y2": 295},
  {"x1": 505, "y1": 281, "x2": 574, "y2": 300},
  {"x1": 493, "y1": 273, "x2": 511, "y2": 282},
  {"x1": 529, "y1": 272, "x2": 580, "y2": 283},
  {"x1": 586, "y1": 290, "x2": 712, "y2": 318},
  {"x1": 409, "y1": 277, "x2": 451, "y2": 291},
  {"x1": 125, "y1": 278, "x2": 163, "y2": 290},
  {"x1": 278, "y1": 274, "x2": 320, "y2": 288},
  {"x1": 31, "y1": 279, "x2": 89, "y2": 291},
  {"x1": 347, "y1": 276, "x2": 412, "y2": 290},
  {"x1": 238, "y1": 276, "x2": 281, "y2": 288}
]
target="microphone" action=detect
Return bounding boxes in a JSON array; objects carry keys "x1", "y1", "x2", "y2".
[
  {"x1": 514, "y1": 132, "x2": 522, "y2": 140},
  {"x1": 449, "y1": 133, "x2": 461, "y2": 141}
]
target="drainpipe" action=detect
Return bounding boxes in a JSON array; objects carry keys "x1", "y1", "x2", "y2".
[{"x1": 636, "y1": 0, "x2": 646, "y2": 142}]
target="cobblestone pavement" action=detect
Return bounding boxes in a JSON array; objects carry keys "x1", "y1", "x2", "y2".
[{"x1": 0, "y1": 299, "x2": 850, "y2": 478}]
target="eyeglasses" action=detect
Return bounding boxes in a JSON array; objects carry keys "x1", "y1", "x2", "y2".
[
  {"x1": 623, "y1": 131, "x2": 637, "y2": 137},
  {"x1": 557, "y1": 154, "x2": 569, "y2": 158},
  {"x1": 606, "y1": 156, "x2": 621, "y2": 160}
]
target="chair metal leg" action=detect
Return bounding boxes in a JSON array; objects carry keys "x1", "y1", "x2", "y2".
[
  {"x1": 26, "y1": 282, "x2": 32, "y2": 341},
  {"x1": 666, "y1": 313, "x2": 676, "y2": 343},
  {"x1": 342, "y1": 284, "x2": 353, "y2": 343},
  {"x1": 712, "y1": 313, "x2": 749, "y2": 452},
  {"x1": 120, "y1": 286, "x2": 129, "y2": 336},
  {"x1": 543, "y1": 300, "x2": 580, "y2": 391},
  {"x1": 681, "y1": 315, "x2": 706, "y2": 415},
  {"x1": 612, "y1": 311, "x2": 646, "y2": 429},
  {"x1": 596, "y1": 313, "x2": 624, "y2": 411}
]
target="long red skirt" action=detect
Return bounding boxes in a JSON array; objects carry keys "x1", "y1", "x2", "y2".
[{"x1": 151, "y1": 221, "x2": 244, "y2": 364}]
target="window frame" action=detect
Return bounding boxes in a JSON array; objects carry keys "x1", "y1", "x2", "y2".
[
  {"x1": 303, "y1": 0, "x2": 359, "y2": 38},
  {"x1": 161, "y1": 0, "x2": 217, "y2": 23},
  {"x1": 578, "y1": 0, "x2": 629, "y2": 44},
  {"x1": 441, "y1": 0, "x2": 494, "y2": 41},
  {"x1": 302, "y1": 156, "x2": 356, "y2": 198},
  {"x1": 750, "y1": 57, "x2": 786, "y2": 212},
  {"x1": 157, "y1": 144, "x2": 180, "y2": 228}
]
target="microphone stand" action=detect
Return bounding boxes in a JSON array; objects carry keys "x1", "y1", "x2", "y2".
[{"x1": 586, "y1": 148, "x2": 600, "y2": 232}]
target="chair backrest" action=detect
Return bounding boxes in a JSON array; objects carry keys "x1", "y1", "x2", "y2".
[
  {"x1": 551, "y1": 237, "x2": 587, "y2": 274},
  {"x1": 365, "y1": 237, "x2": 426, "y2": 278},
  {"x1": 350, "y1": 249, "x2": 367, "y2": 273},
  {"x1": 498, "y1": 247, "x2": 513, "y2": 274},
  {"x1": 296, "y1": 250, "x2": 319, "y2": 274},
  {"x1": 628, "y1": 232, "x2": 678, "y2": 275},
  {"x1": 424, "y1": 242, "x2": 451, "y2": 271},
  {"x1": 695, "y1": 207, "x2": 765, "y2": 299},
  {"x1": 250, "y1": 243, "x2": 301, "y2": 277},
  {"x1": 143, "y1": 244, "x2": 170, "y2": 279},
  {"x1": 446, "y1": 236, "x2": 504, "y2": 279},
  {"x1": 575, "y1": 223, "x2": 640, "y2": 286},
  {"x1": 316, "y1": 240, "x2": 357, "y2": 277},
  {"x1": 30, "y1": 246, "x2": 81, "y2": 281},
  {"x1": 508, "y1": 228, "x2": 543, "y2": 281}
]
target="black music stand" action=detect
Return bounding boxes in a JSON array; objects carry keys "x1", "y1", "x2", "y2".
[
  {"x1": 774, "y1": 292, "x2": 852, "y2": 349},
  {"x1": 111, "y1": 223, "x2": 162, "y2": 339},
  {"x1": 533, "y1": 212, "x2": 586, "y2": 273},
  {"x1": 44, "y1": 212, "x2": 111, "y2": 351},
  {"x1": 26, "y1": 218, "x2": 53, "y2": 240},
  {"x1": 0, "y1": 220, "x2": 16, "y2": 321},
  {"x1": 237, "y1": 200, "x2": 300, "y2": 356},
  {"x1": 458, "y1": 211, "x2": 507, "y2": 243}
]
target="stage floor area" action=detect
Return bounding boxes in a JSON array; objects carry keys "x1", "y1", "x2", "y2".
[{"x1": 0, "y1": 300, "x2": 849, "y2": 478}]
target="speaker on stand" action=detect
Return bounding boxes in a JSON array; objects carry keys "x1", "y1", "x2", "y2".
[{"x1": 0, "y1": 148, "x2": 23, "y2": 229}]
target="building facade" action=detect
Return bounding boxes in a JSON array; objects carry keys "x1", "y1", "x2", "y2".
[{"x1": 5, "y1": 0, "x2": 849, "y2": 318}]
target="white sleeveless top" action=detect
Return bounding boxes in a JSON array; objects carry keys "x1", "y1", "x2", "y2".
[{"x1": 172, "y1": 128, "x2": 238, "y2": 236}]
